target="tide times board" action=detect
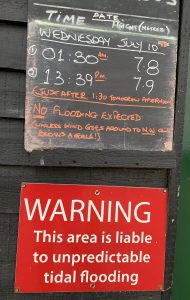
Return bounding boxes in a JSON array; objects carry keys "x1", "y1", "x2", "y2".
[{"x1": 25, "y1": 0, "x2": 179, "y2": 152}]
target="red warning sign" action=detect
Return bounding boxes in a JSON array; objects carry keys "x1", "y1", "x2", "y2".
[{"x1": 15, "y1": 183, "x2": 168, "y2": 293}]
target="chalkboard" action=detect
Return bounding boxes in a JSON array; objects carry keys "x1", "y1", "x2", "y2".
[{"x1": 25, "y1": 0, "x2": 179, "y2": 152}]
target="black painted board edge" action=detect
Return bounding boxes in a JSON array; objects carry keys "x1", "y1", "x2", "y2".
[
  {"x1": 163, "y1": 0, "x2": 190, "y2": 298},
  {"x1": 0, "y1": 147, "x2": 177, "y2": 169}
]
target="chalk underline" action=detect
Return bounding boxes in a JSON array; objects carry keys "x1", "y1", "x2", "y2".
[
  {"x1": 32, "y1": 93, "x2": 170, "y2": 109},
  {"x1": 41, "y1": 38, "x2": 165, "y2": 55},
  {"x1": 33, "y1": 2, "x2": 177, "y2": 23}
]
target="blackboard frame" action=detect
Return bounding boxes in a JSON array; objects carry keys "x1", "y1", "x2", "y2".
[{"x1": 25, "y1": 0, "x2": 180, "y2": 153}]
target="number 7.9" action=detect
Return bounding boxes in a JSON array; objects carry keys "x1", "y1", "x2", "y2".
[{"x1": 133, "y1": 77, "x2": 154, "y2": 94}]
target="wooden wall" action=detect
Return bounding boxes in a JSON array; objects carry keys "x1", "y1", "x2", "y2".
[{"x1": 0, "y1": 1, "x2": 189, "y2": 300}]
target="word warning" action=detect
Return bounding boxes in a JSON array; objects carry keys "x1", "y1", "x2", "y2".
[{"x1": 15, "y1": 184, "x2": 168, "y2": 293}]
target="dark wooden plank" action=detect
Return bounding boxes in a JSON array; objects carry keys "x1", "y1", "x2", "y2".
[
  {"x1": 0, "y1": 118, "x2": 176, "y2": 168},
  {"x1": 0, "y1": 23, "x2": 26, "y2": 70},
  {"x1": 0, "y1": 214, "x2": 18, "y2": 261},
  {"x1": 0, "y1": 71, "x2": 25, "y2": 119},
  {"x1": 0, "y1": 166, "x2": 167, "y2": 213},
  {"x1": 0, "y1": 215, "x2": 11, "y2": 260},
  {"x1": 0, "y1": 0, "x2": 27, "y2": 23}
]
